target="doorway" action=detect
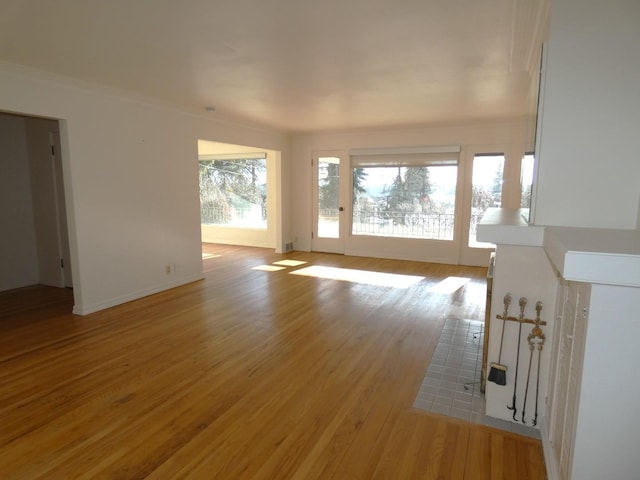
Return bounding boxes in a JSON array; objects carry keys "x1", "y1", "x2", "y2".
[
  {"x1": 458, "y1": 151, "x2": 504, "y2": 266},
  {"x1": 0, "y1": 112, "x2": 73, "y2": 293},
  {"x1": 312, "y1": 152, "x2": 348, "y2": 254}
]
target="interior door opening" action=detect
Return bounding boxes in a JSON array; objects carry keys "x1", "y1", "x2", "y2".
[
  {"x1": 197, "y1": 139, "x2": 281, "y2": 252},
  {"x1": 0, "y1": 111, "x2": 72, "y2": 295}
]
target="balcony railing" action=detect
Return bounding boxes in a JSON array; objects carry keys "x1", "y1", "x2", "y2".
[
  {"x1": 201, "y1": 205, "x2": 266, "y2": 228},
  {"x1": 319, "y1": 209, "x2": 486, "y2": 242},
  {"x1": 351, "y1": 209, "x2": 454, "y2": 240}
]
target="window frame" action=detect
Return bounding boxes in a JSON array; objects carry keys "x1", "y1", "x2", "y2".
[
  {"x1": 349, "y1": 147, "x2": 461, "y2": 242},
  {"x1": 198, "y1": 152, "x2": 268, "y2": 230}
]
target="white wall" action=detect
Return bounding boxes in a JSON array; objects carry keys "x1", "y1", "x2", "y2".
[
  {"x1": 0, "y1": 63, "x2": 290, "y2": 314},
  {"x1": 571, "y1": 283, "x2": 640, "y2": 480},
  {"x1": 0, "y1": 113, "x2": 39, "y2": 291},
  {"x1": 533, "y1": 0, "x2": 640, "y2": 229},
  {"x1": 291, "y1": 121, "x2": 529, "y2": 265},
  {"x1": 484, "y1": 245, "x2": 558, "y2": 423}
]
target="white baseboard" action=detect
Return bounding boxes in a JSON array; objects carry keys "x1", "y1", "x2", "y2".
[{"x1": 72, "y1": 273, "x2": 205, "y2": 315}]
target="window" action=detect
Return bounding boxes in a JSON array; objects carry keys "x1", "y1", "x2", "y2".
[
  {"x1": 520, "y1": 153, "x2": 535, "y2": 208},
  {"x1": 199, "y1": 153, "x2": 267, "y2": 228},
  {"x1": 350, "y1": 150, "x2": 459, "y2": 240},
  {"x1": 469, "y1": 154, "x2": 504, "y2": 247}
]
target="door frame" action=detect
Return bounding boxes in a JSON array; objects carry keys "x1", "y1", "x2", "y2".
[
  {"x1": 311, "y1": 150, "x2": 349, "y2": 254},
  {"x1": 51, "y1": 129, "x2": 73, "y2": 287},
  {"x1": 459, "y1": 144, "x2": 512, "y2": 267}
]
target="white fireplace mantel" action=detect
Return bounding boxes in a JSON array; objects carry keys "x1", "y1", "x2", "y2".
[
  {"x1": 476, "y1": 208, "x2": 545, "y2": 247},
  {"x1": 543, "y1": 226, "x2": 640, "y2": 287},
  {"x1": 478, "y1": 208, "x2": 640, "y2": 287}
]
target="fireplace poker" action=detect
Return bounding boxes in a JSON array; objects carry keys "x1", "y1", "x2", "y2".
[
  {"x1": 532, "y1": 302, "x2": 545, "y2": 426},
  {"x1": 507, "y1": 297, "x2": 527, "y2": 421},
  {"x1": 522, "y1": 301, "x2": 545, "y2": 425},
  {"x1": 521, "y1": 332, "x2": 536, "y2": 424}
]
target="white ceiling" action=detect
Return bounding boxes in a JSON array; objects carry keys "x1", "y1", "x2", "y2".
[{"x1": 0, "y1": 0, "x2": 549, "y2": 133}]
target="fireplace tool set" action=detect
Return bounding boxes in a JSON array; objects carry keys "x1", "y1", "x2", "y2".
[{"x1": 488, "y1": 293, "x2": 546, "y2": 426}]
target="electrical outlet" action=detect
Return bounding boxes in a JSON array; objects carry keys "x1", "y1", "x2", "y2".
[{"x1": 165, "y1": 265, "x2": 171, "y2": 275}]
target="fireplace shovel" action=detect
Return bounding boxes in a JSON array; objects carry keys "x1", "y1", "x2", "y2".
[{"x1": 487, "y1": 293, "x2": 511, "y2": 386}]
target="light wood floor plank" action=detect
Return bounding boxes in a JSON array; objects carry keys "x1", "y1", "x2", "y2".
[{"x1": 0, "y1": 244, "x2": 546, "y2": 479}]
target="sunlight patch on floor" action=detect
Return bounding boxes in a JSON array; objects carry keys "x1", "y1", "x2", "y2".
[
  {"x1": 202, "y1": 253, "x2": 222, "y2": 259},
  {"x1": 252, "y1": 265, "x2": 287, "y2": 272},
  {"x1": 290, "y1": 265, "x2": 424, "y2": 288},
  {"x1": 273, "y1": 260, "x2": 307, "y2": 267},
  {"x1": 430, "y1": 276, "x2": 470, "y2": 294}
]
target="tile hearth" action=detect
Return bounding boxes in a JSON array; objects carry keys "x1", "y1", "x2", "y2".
[{"x1": 413, "y1": 317, "x2": 539, "y2": 439}]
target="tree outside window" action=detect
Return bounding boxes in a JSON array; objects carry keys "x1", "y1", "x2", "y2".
[
  {"x1": 351, "y1": 165, "x2": 457, "y2": 240},
  {"x1": 199, "y1": 157, "x2": 267, "y2": 228}
]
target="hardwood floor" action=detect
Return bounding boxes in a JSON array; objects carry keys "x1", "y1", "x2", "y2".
[{"x1": 0, "y1": 244, "x2": 546, "y2": 479}]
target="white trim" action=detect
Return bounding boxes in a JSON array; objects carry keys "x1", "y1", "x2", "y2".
[
  {"x1": 349, "y1": 145, "x2": 460, "y2": 156},
  {"x1": 350, "y1": 152, "x2": 458, "y2": 167},
  {"x1": 199, "y1": 152, "x2": 266, "y2": 160},
  {"x1": 72, "y1": 273, "x2": 205, "y2": 315},
  {"x1": 528, "y1": 42, "x2": 548, "y2": 225}
]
